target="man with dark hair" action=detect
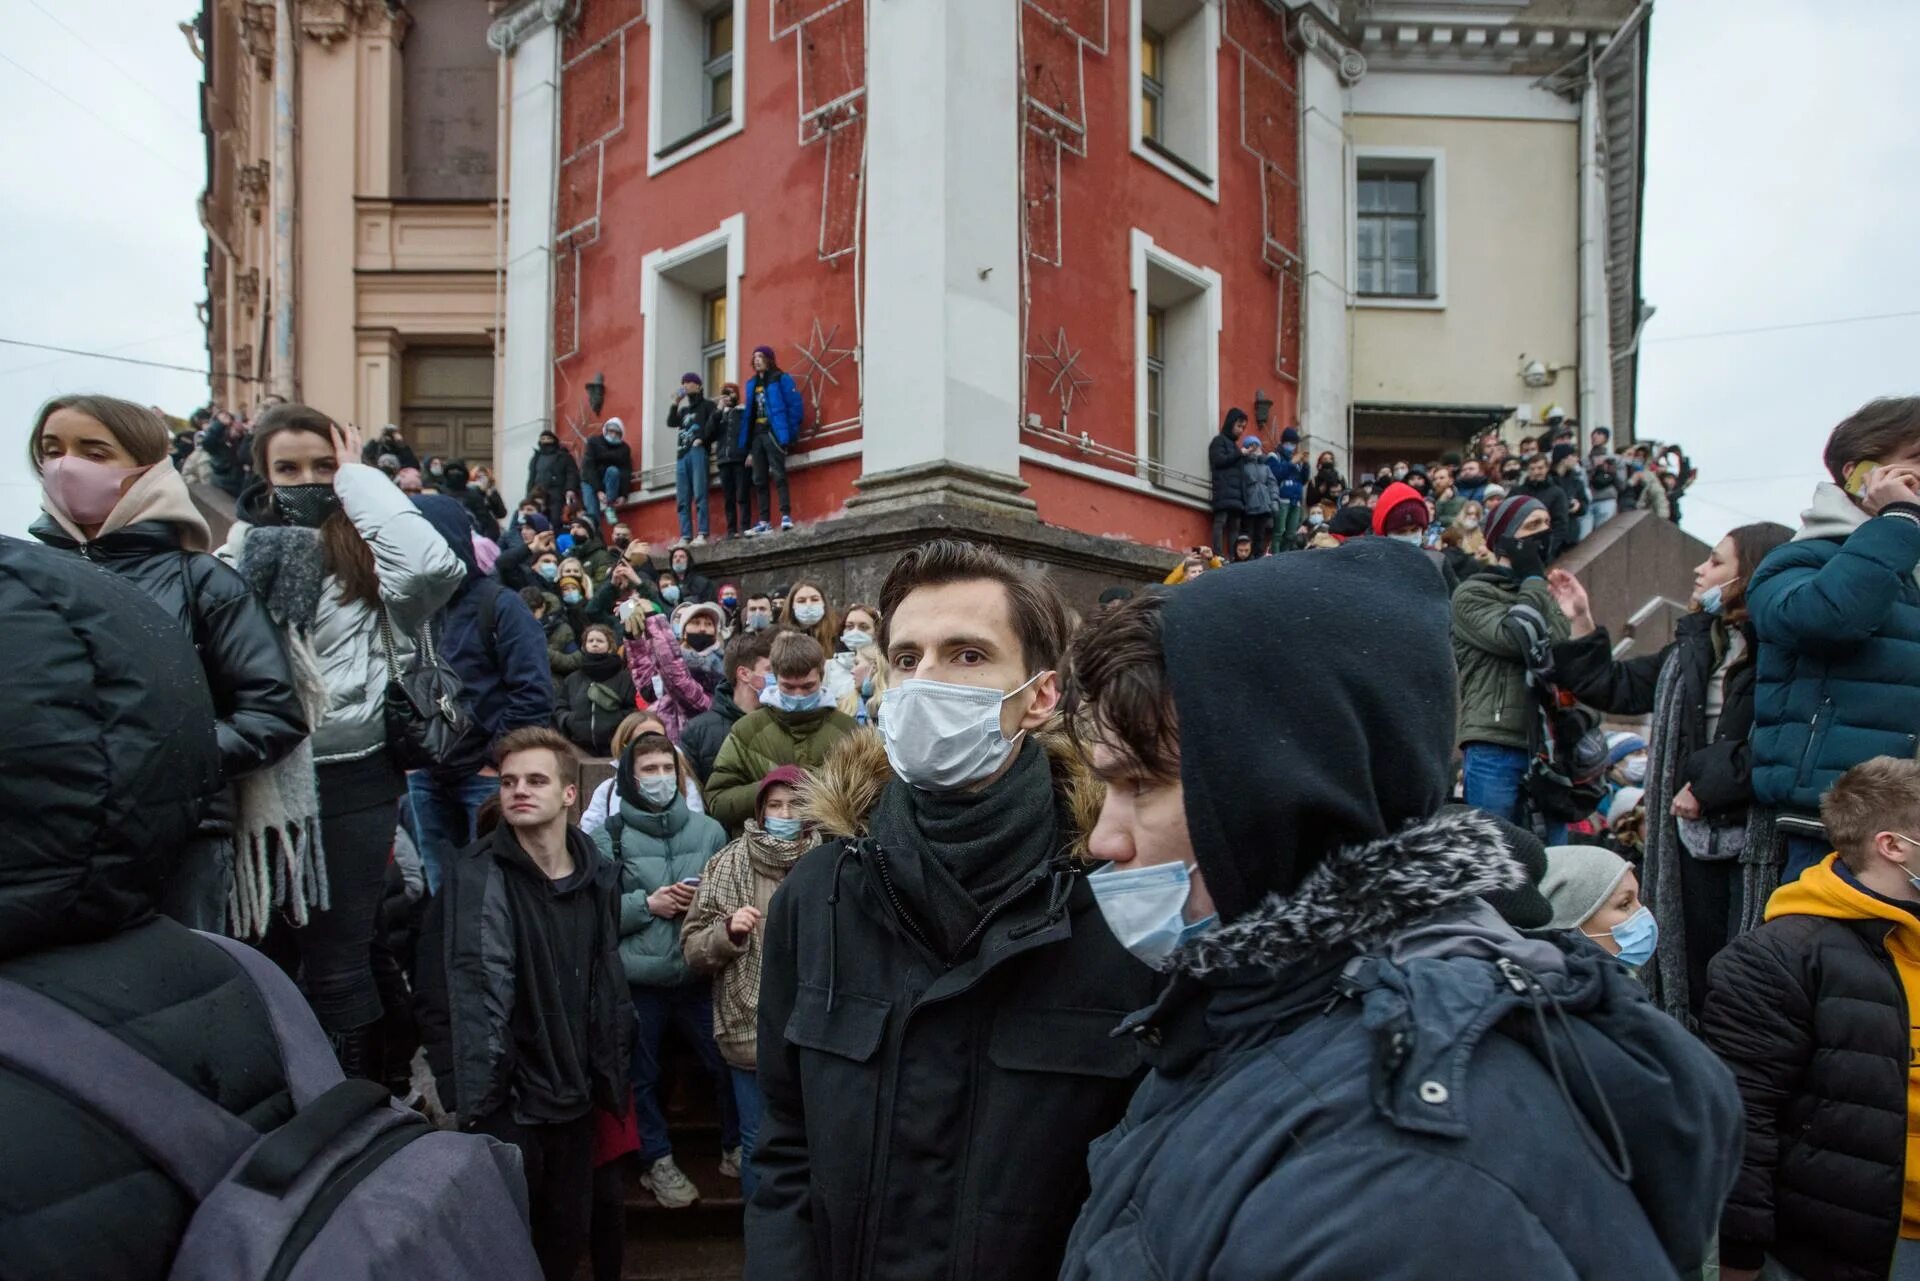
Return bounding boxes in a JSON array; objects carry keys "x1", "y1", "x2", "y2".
[
  {"x1": 416, "y1": 727, "x2": 631, "y2": 1281},
  {"x1": 1516, "y1": 450, "x2": 1572, "y2": 558},
  {"x1": 682, "y1": 629, "x2": 776, "y2": 783},
  {"x1": 440, "y1": 457, "x2": 507, "y2": 540},
  {"x1": 1551, "y1": 442, "x2": 1591, "y2": 542},
  {"x1": 705, "y1": 631, "x2": 856, "y2": 832},
  {"x1": 741, "y1": 591, "x2": 776, "y2": 633},
  {"x1": 1705, "y1": 754, "x2": 1920, "y2": 1281},
  {"x1": 1055, "y1": 545, "x2": 1741, "y2": 1280},
  {"x1": 746, "y1": 539, "x2": 1159, "y2": 1281},
  {"x1": 1751, "y1": 396, "x2": 1920, "y2": 878}
]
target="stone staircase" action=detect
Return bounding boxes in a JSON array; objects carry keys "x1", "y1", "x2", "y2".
[{"x1": 614, "y1": 1047, "x2": 746, "y2": 1280}]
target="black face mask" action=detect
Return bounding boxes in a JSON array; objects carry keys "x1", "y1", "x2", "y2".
[
  {"x1": 1499, "y1": 529, "x2": 1553, "y2": 564},
  {"x1": 538, "y1": 439, "x2": 558, "y2": 453},
  {"x1": 273, "y1": 484, "x2": 342, "y2": 529},
  {"x1": 685, "y1": 631, "x2": 717, "y2": 652}
]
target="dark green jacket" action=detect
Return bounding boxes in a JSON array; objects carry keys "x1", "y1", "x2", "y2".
[
  {"x1": 1451, "y1": 569, "x2": 1567, "y2": 750},
  {"x1": 707, "y1": 705, "x2": 858, "y2": 831}
]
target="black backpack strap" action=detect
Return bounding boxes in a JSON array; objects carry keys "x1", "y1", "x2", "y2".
[{"x1": 0, "y1": 976, "x2": 256, "y2": 1199}]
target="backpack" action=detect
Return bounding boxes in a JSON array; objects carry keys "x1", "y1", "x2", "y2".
[
  {"x1": 1503, "y1": 602, "x2": 1609, "y2": 824},
  {"x1": 0, "y1": 932, "x2": 541, "y2": 1281}
]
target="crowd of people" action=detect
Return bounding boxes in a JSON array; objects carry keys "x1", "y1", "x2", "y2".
[{"x1": 10, "y1": 386, "x2": 1920, "y2": 1281}]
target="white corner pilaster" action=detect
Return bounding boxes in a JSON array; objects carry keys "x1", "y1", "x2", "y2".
[{"x1": 1294, "y1": 12, "x2": 1364, "y2": 470}]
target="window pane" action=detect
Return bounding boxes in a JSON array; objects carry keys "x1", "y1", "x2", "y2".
[
  {"x1": 1357, "y1": 260, "x2": 1384, "y2": 295},
  {"x1": 709, "y1": 69, "x2": 732, "y2": 122},
  {"x1": 707, "y1": 350, "x2": 727, "y2": 393},
  {"x1": 1387, "y1": 218, "x2": 1419, "y2": 264},
  {"x1": 1356, "y1": 218, "x2": 1383, "y2": 263},
  {"x1": 1141, "y1": 91, "x2": 1159, "y2": 142},
  {"x1": 1140, "y1": 31, "x2": 1161, "y2": 80},
  {"x1": 1146, "y1": 309, "x2": 1163, "y2": 358},
  {"x1": 1388, "y1": 264, "x2": 1421, "y2": 296},
  {"x1": 1357, "y1": 177, "x2": 1384, "y2": 214},
  {"x1": 709, "y1": 8, "x2": 732, "y2": 56},
  {"x1": 1386, "y1": 175, "x2": 1420, "y2": 214},
  {"x1": 707, "y1": 293, "x2": 727, "y2": 344}
]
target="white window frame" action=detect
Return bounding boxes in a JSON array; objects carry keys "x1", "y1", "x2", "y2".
[
  {"x1": 1128, "y1": 0, "x2": 1220, "y2": 203},
  {"x1": 639, "y1": 213, "x2": 746, "y2": 488},
  {"x1": 1350, "y1": 145, "x2": 1447, "y2": 311},
  {"x1": 647, "y1": 0, "x2": 746, "y2": 177},
  {"x1": 1130, "y1": 229, "x2": 1222, "y2": 500}
]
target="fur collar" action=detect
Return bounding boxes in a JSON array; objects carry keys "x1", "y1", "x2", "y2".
[
  {"x1": 799, "y1": 724, "x2": 1105, "y2": 858},
  {"x1": 1175, "y1": 809, "x2": 1524, "y2": 978}
]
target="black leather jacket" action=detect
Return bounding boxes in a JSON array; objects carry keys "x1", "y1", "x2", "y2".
[{"x1": 31, "y1": 517, "x2": 307, "y2": 790}]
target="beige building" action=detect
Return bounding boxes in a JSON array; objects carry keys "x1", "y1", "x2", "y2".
[
  {"x1": 1331, "y1": 0, "x2": 1651, "y2": 470},
  {"x1": 197, "y1": 0, "x2": 503, "y2": 468}
]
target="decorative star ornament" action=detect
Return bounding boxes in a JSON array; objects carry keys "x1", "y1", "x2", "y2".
[
  {"x1": 793, "y1": 318, "x2": 856, "y2": 415},
  {"x1": 1029, "y1": 327, "x2": 1092, "y2": 415}
]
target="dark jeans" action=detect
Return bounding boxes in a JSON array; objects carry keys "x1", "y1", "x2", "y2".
[
  {"x1": 732, "y1": 1067, "x2": 762, "y2": 1200},
  {"x1": 590, "y1": 1160, "x2": 624, "y2": 1281},
  {"x1": 580, "y1": 464, "x2": 624, "y2": 526},
  {"x1": 1243, "y1": 515, "x2": 1274, "y2": 558},
  {"x1": 1211, "y1": 511, "x2": 1242, "y2": 557},
  {"x1": 296, "y1": 759, "x2": 405, "y2": 1033},
  {"x1": 407, "y1": 769, "x2": 500, "y2": 896},
  {"x1": 675, "y1": 445, "x2": 710, "y2": 539},
  {"x1": 1461, "y1": 742, "x2": 1567, "y2": 846},
  {"x1": 750, "y1": 433, "x2": 790, "y2": 522},
  {"x1": 718, "y1": 460, "x2": 754, "y2": 535},
  {"x1": 630, "y1": 983, "x2": 738, "y2": 1162},
  {"x1": 473, "y1": 1111, "x2": 596, "y2": 1281}
]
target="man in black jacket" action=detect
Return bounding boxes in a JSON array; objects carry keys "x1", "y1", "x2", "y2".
[
  {"x1": 1704, "y1": 755, "x2": 1920, "y2": 1281},
  {"x1": 746, "y1": 539, "x2": 1159, "y2": 1281},
  {"x1": 669, "y1": 375, "x2": 718, "y2": 547},
  {"x1": 528, "y1": 430, "x2": 582, "y2": 521},
  {"x1": 441, "y1": 458, "x2": 507, "y2": 541},
  {"x1": 580, "y1": 417, "x2": 632, "y2": 531},
  {"x1": 1515, "y1": 451, "x2": 1572, "y2": 558},
  {"x1": 1207, "y1": 408, "x2": 1248, "y2": 555},
  {"x1": 1551, "y1": 442, "x2": 1592, "y2": 543},
  {"x1": 416, "y1": 727, "x2": 631, "y2": 1281},
  {"x1": 682, "y1": 629, "x2": 773, "y2": 784},
  {"x1": 0, "y1": 540, "x2": 293, "y2": 1281},
  {"x1": 1056, "y1": 542, "x2": 1742, "y2": 1281}
]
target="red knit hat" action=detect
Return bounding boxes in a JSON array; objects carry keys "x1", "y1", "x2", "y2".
[
  {"x1": 1371, "y1": 481, "x2": 1429, "y2": 538},
  {"x1": 755, "y1": 765, "x2": 809, "y2": 821}
]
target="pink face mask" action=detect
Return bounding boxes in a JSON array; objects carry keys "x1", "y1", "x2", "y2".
[{"x1": 42, "y1": 455, "x2": 151, "y2": 528}]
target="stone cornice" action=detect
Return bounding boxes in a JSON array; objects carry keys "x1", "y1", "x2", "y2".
[
  {"x1": 487, "y1": 0, "x2": 575, "y2": 54},
  {"x1": 1355, "y1": 17, "x2": 1628, "y2": 77},
  {"x1": 1292, "y1": 11, "x2": 1369, "y2": 85}
]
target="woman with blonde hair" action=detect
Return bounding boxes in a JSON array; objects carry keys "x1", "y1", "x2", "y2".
[
  {"x1": 28, "y1": 393, "x2": 308, "y2": 932},
  {"x1": 221, "y1": 403, "x2": 464, "y2": 1077},
  {"x1": 830, "y1": 602, "x2": 890, "y2": 725}
]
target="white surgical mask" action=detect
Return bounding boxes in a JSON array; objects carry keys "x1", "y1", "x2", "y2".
[
  {"x1": 1389, "y1": 531, "x2": 1425, "y2": 547},
  {"x1": 878, "y1": 672, "x2": 1045, "y2": 792},
  {"x1": 636, "y1": 774, "x2": 678, "y2": 808},
  {"x1": 1619, "y1": 755, "x2": 1647, "y2": 785},
  {"x1": 794, "y1": 601, "x2": 826, "y2": 627},
  {"x1": 841, "y1": 628, "x2": 873, "y2": 651},
  {"x1": 1087, "y1": 861, "x2": 1213, "y2": 966},
  {"x1": 1697, "y1": 576, "x2": 1739, "y2": 616}
]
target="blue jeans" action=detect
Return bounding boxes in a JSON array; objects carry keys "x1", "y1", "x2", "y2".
[
  {"x1": 629, "y1": 983, "x2": 737, "y2": 1163},
  {"x1": 675, "y1": 447, "x2": 710, "y2": 539},
  {"x1": 1461, "y1": 743, "x2": 1567, "y2": 846},
  {"x1": 580, "y1": 464, "x2": 623, "y2": 525},
  {"x1": 731, "y1": 1068, "x2": 762, "y2": 1200},
  {"x1": 406, "y1": 769, "x2": 500, "y2": 896}
]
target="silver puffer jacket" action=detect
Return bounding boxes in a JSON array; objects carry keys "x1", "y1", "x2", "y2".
[{"x1": 221, "y1": 464, "x2": 464, "y2": 764}]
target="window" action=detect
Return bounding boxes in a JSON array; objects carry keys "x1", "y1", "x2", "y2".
[
  {"x1": 1132, "y1": 230, "x2": 1221, "y2": 501},
  {"x1": 648, "y1": 0, "x2": 745, "y2": 175},
  {"x1": 1140, "y1": 29, "x2": 1165, "y2": 145},
  {"x1": 702, "y1": 290, "x2": 728, "y2": 393},
  {"x1": 640, "y1": 214, "x2": 745, "y2": 483},
  {"x1": 1130, "y1": 0, "x2": 1219, "y2": 201},
  {"x1": 703, "y1": 5, "x2": 733, "y2": 128},
  {"x1": 1145, "y1": 307, "x2": 1166, "y2": 467},
  {"x1": 1352, "y1": 149, "x2": 1446, "y2": 309}
]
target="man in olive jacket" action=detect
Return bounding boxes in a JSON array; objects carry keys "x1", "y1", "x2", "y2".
[
  {"x1": 1451, "y1": 495, "x2": 1570, "y2": 840},
  {"x1": 744, "y1": 541, "x2": 1159, "y2": 1280},
  {"x1": 705, "y1": 632, "x2": 856, "y2": 832}
]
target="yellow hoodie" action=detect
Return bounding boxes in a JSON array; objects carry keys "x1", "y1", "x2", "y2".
[{"x1": 1767, "y1": 853, "x2": 1920, "y2": 1237}]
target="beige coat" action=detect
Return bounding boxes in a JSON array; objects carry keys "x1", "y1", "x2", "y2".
[{"x1": 681, "y1": 823, "x2": 819, "y2": 1069}]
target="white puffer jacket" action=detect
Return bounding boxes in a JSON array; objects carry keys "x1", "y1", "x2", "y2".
[{"x1": 221, "y1": 464, "x2": 464, "y2": 764}]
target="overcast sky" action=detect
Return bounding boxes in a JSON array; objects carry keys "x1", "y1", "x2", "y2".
[{"x1": 1, "y1": 0, "x2": 1916, "y2": 546}]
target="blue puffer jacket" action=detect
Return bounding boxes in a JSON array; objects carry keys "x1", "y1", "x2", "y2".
[
  {"x1": 738, "y1": 371, "x2": 805, "y2": 451},
  {"x1": 1058, "y1": 810, "x2": 1744, "y2": 1281},
  {"x1": 1748, "y1": 485, "x2": 1920, "y2": 813}
]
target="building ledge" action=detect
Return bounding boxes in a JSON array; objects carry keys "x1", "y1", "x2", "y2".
[{"x1": 355, "y1": 200, "x2": 500, "y2": 273}]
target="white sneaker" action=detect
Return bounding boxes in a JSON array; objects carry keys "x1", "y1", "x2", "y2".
[
  {"x1": 691, "y1": 534, "x2": 708, "y2": 547},
  {"x1": 780, "y1": 516, "x2": 795, "y2": 532},
  {"x1": 718, "y1": 1146, "x2": 742, "y2": 1180},
  {"x1": 671, "y1": 536, "x2": 689, "y2": 550},
  {"x1": 641, "y1": 1154, "x2": 701, "y2": 1208}
]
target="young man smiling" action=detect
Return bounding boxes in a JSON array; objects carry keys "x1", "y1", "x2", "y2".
[
  {"x1": 1055, "y1": 545, "x2": 1741, "y2": 1281},
  {"x1": 744, "y1": 540, "x2": 1158, "y2": 1281},
  {"x1": 416, "y1": 728, "x2": 631, "y2": 1281}
]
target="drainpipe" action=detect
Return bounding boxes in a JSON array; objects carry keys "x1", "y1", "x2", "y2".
[
  {"x1": 1576, "y1": 55, "x2": 1614, "y2": 434},
  {"x1": 270, "y1": 0, "x2": 298, "y2": 401}
]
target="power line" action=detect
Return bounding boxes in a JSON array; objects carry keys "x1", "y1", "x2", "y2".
[
  {"x1": 1644, "y1": 309, "x2": 1920, "y2": 345},
  {"x1": 0, "y1": 337, "x2": 256, "y2": 383},
  {"x1": 0, "y1": 329, "x2": 203, "y2": 379},
  {"x1": 23, "y1": 0, "x2": 198, "y2": 131},
  {"x1": 0, "y1": 49, "x2": 199, "y2": 185}
]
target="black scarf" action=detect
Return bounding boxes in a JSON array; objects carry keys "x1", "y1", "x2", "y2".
[{"x1": 868, "y1": 739, "x2": 1058, "y2": 965}]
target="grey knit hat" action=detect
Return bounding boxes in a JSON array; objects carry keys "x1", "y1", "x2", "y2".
[{"x1": 1540, "y1": 845, "x2": 1632, "y2": 930}]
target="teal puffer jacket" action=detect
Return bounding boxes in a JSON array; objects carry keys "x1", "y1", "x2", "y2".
[{"x1": 595, "y1": 792, "x2": 729, "y2": 987}]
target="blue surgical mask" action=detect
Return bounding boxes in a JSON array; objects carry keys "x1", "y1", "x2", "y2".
[
  {"x1": 840, "y1": 629, "x2": 873, "y2": 651},
  {"x1": 763, "y1": 816, "x2": 804, "y2": 841},
  {"x1": 794, "y1": 601, "x2": 825, "y2": 627},
  {"x1": 537, "y1": 562, "x2": 559, "y2": 581},
  {"x1": 562, "y1": 589, "x2": 583, "y2": 605},
  {"x1": 636, "y1": 774, "x2": 679, "y2": 808},
  {"x1": 765, "y1": 673, "x2": 822, "y2": 713},
  {"x1": 1087, "y1": 861, "x2": 1208, "y2": 966},
  {"x1": 1588, "y1": 905, "x2": 1658, "y2": 968},
  {"x1": 662, "y1": 584, "x2": 682, "y2": 604},
  {"x1": 1697, "y1": 577, "x2": 1739, "y2": 616}
]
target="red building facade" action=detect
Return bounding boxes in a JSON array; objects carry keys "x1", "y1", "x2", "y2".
[{"x1": 550, "y1": 0, "x2": 1301, "y2": 553}]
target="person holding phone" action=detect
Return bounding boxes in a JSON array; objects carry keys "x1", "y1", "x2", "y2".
[
  {"x1": 594, "y1": 732, "x2": 733, "y2": 1210},
  {"x1": 1749, "y1": 396, "x2": 1920, "y2": 884}
]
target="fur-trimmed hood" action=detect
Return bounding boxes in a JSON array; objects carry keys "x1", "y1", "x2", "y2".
[
  {"x1": 799, "y1": 724, "x2": 1104, "y2": 859},
  {"x1": 1175, "y1": 808, "x2": 1527, "y2": 978}
]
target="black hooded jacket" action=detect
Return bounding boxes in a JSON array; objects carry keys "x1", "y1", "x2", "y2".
[
  {"x1": 0, "y1": 540, "x2": 292, "y2": 1280},
  {"x1": 1207, "y1": 409, "x2": 1248, "y2": 514},
  {"x1": 665, "y1": 548, "x2": 715, "y2": 603},
  {"x1": 29, "y1": 515, "x2": 306, "y2": 799},
  {"x1": 439, "y1": 464, "x2": 506, "y2": 541},
  {"x1": 1056, "y1": 542, "x2": 1745, "y2": 1280}
]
